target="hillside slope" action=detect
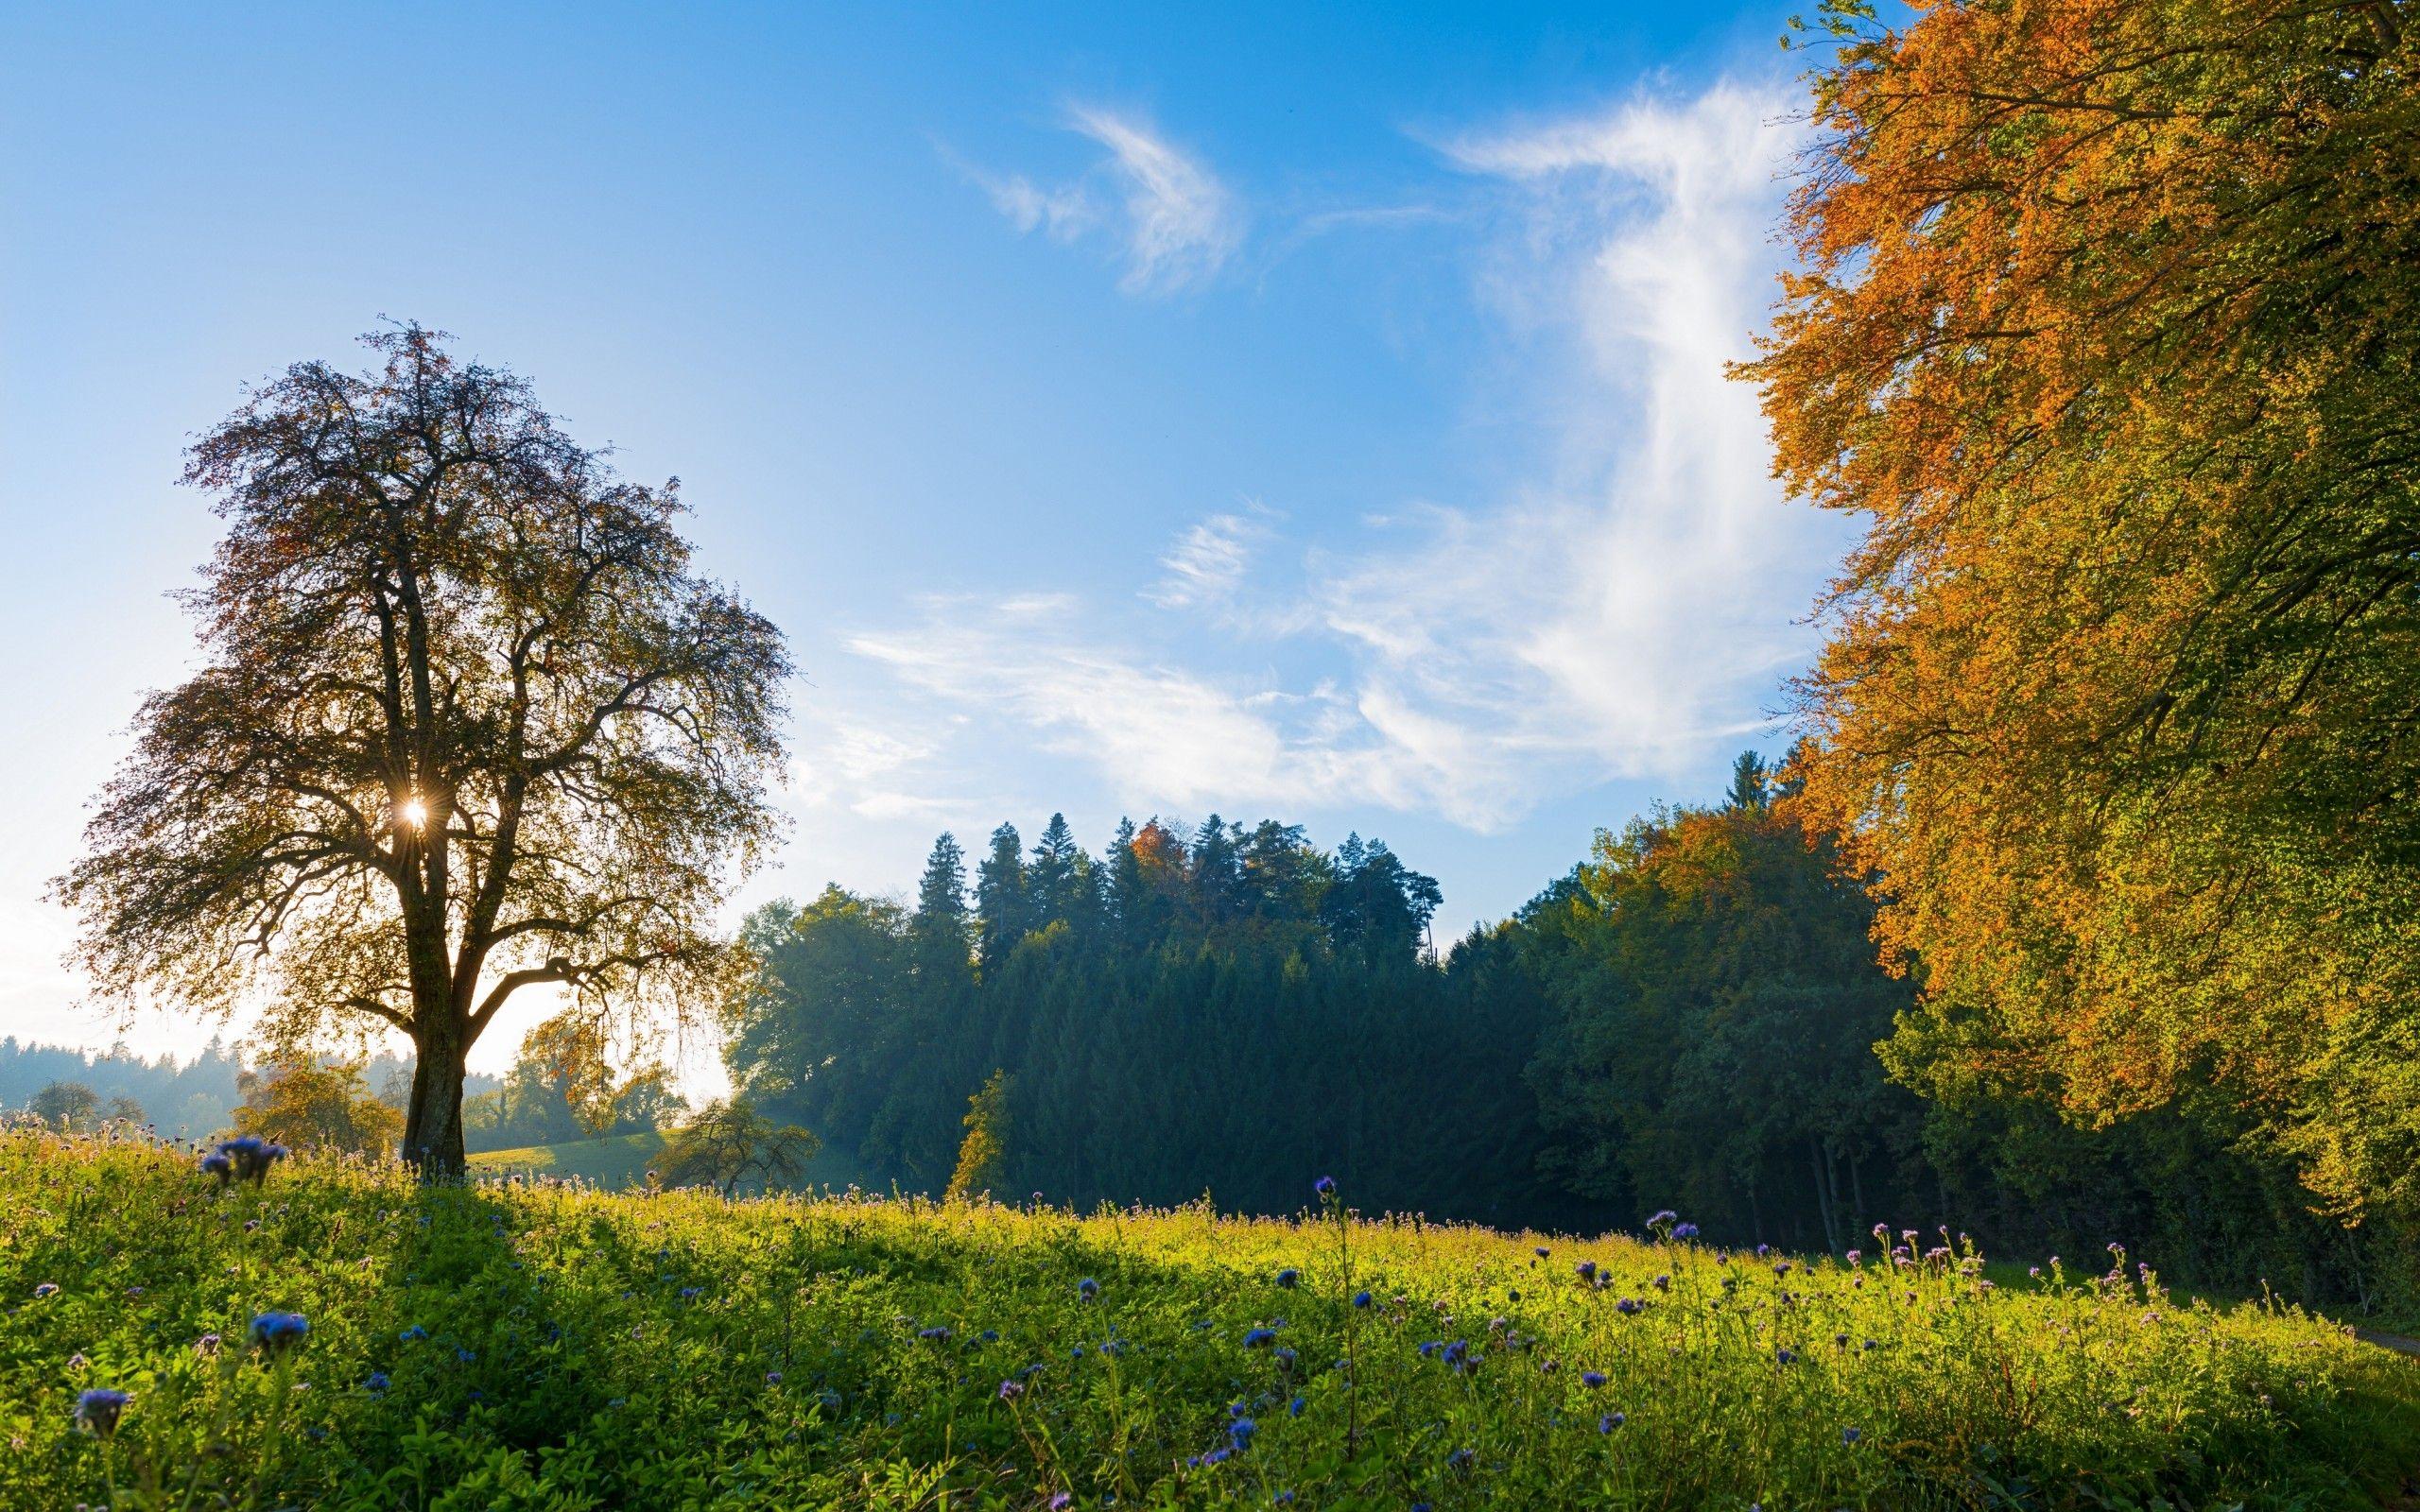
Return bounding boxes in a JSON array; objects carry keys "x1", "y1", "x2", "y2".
[{"x1": 5, "y1": 1128, "x2": 2415, "y2": 1509}]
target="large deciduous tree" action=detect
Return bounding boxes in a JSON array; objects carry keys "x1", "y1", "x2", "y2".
[
  {"x1": 1745, "y1": 2, "x2": 2419, "y2": 1226},
  {"x1": 59, "y1": 326, "x2": 790, "y2": 1177}
]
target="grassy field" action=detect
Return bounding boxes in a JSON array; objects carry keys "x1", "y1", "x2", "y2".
[
  {"x1": 467, "y1": 1130, "x2": 871, "y2": 1194},
  {"x1": 5, "y1": 1128, "x2": 2416, "y2": 1510}
]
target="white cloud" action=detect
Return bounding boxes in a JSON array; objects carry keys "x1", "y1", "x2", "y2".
[
  {"x1": 1147, "y1": 504, "x2": 1272, "y2": 610},
  {"x1": 959, "y1": 106, "x2": 1242, "y2": 295},
  {"x1": 877, "y1": 77, "x2": 1839, "y2": 832},
  {"x1": 847, "y1": 597, "x2": 1523, "y2": 829}
]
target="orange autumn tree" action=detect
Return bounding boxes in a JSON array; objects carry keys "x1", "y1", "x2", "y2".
[{"x1": 1744, "y1": 1, "x2": 2420, "y2": 1231}]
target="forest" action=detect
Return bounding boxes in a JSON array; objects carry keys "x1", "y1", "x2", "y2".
[{"x1": 725, "y1": 754, "x2": 2410, "y2": 1313}]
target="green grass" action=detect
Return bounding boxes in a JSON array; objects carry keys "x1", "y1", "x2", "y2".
[
  {"x1": 467, "y1": 1131, "x2": 871, "y2": 1194},
  {"x1": 466, "y1": 1132, "x2": 666, "y2": 1187},
  {"x1": 5, "y1": 1128, "x2": 2416, "y2": 1510}
]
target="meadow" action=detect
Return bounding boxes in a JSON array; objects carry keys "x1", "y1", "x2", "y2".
[{"x1": 5, "y1": 1126, "x2": 2416, "y2": 1511}]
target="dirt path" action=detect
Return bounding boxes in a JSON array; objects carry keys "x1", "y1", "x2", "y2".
[{"x1": 2356, "y1": 1327, "x2": 2420, "y2": 1358}]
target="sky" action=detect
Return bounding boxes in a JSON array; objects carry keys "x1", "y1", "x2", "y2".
[{"x1": 0, "y1": 2, "x2": 1853, "y2": 1084}]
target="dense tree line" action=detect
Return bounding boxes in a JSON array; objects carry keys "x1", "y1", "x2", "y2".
[{"x1": 723, "y1": 756, "x2": 2392, "y2": 1308}]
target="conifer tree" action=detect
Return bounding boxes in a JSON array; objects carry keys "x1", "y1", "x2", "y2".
[{"x1": 975, "y1": 824, "x2": 1029, "y2": 973}]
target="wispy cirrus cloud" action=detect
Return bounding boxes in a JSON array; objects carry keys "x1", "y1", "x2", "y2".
[
  {"x1": 957, "y1": 105, "x2": 1242, "y2": 296},
  {"x1": 880, "y1": 77, "x2": 1840, "y2": 833}
]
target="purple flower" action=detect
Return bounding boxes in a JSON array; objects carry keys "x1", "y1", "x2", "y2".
[
  {"x1": 1244, "y1": 1328, "x2": 1277, "y2": 1349},
  {"x1": 1845, "y1": 1249, "x2": 1862, "y2": 1265},
  {"x1": 1581, "y1": 1369, "x2": 1607, "y2": 1388},
  {"x1": 1775, "y1": 1348, "x2": 1796, "y2": 1366},
  {"x1": 1273, "y1": 1268, "x2": 1300, "y2": 1289},
  {"x1": 765, "y1": 1370, "x2": 782, "y2": 1385},
  {"x1": 1229, "y1": 1416, "x2": 1258, "y2": 1450},
  {"x1": 1535, "y1": 1246, "x2": 1551, "y2": 1259},
  {"x1": 1671, "y1": 1222, "x2": 1700, "y2": 1240},
  {"x1": 996, "y1": 1379, "x2": 1024, "y2": 1400},
  {"x1": 1576, "y1": 1260, "x2": 1598, "y2": 1281},
  {"x1": 1313, "y1": 1176, "x2": 1336, "y2": 1199},
  {"x1": 75, "y1": 1387, "x2": 130, "y2": 1437},
  {"x1": 1842, "y1": 1426, "x2": 1861, "y2": 1445},
  {"x1": 1599, "y1": 1411, "x2": 1625, "y2": 1432},
  {"x1": 364, "y1": 1372, "x2": 390, "y2": 1392},
  {"x1": 1445, "y1": 1448, "x2": 1475, "y2": 1470},
  {"x1": 31, "y1": 1282, "x2": 58, "y2": 1299},
  {"x1": 1615, "y1": 1297, "x2": 1643, "y2": 1315},
  {"x1": 1352, "y1": 1290, "x2": 1373, "y2": 1308},
  {"x1": 918, "y1": 1326, "x2": 951, "y2": 1341},
  {"x1": 1078, "y1": 1277, "x2": 1099, "y2": 1300},
  {"x1": 200, "y1": 1152, "x2": 233, "y2": 1186}
]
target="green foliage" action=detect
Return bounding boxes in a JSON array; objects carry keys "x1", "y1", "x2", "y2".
[
  {"x1": 231, "y1": 1060, "x2": 402, "y2": 1158},
  {"x1": 5, "y1": 1132, "x2": 2415, "y2": 1509},
  {"x1": 945, "y1": 1070, "x2": 1011, "y2": 1202},
  {"x1": 657, "y1": 1098, "x2": 822, "y2": 1197}
]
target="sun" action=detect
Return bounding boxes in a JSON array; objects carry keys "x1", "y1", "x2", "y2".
[{"x1": 397, "y1": 797, "x2": 427, "y2": 828}]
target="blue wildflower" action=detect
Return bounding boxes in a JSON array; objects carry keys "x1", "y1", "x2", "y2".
[
  {"x1": 455, "y1": 1347, "x2": 476, "y2": 1365},
  {"x1": 1599, "y1": 1411, "x2": 1626, "y2": 1432},
  {"x1": 1581, "y1": 1369, "x2": 1607, "y2": 1388},
  {"x1": 1078, "y1": 1277, "x2": 1099, "y2": 1301},
  {"x1": 1243, "y1": 1328, "x2": 1276, "y2": 1349},
  {"x1": 199, "y1": 1152, "x2": 233, "y2": 1186},
  {"x1": 1288, "y1": 1395, "x2": 1306, "y2": 1418},
  {"x1": 1352, "y1": 1290, "x2": 1373, "y2": 1308},
  {"x1": 249, "y1": 1311, "x2": 308, "y2": 1359},
  {"x1": 1842, "y1": 1426, "x2": 1861, "y2": 1445},
  {"x1": 1672, "y1": 1222, "x2": 1700, "y2": 1240},
  {"x1": 75, "y1": 1387, "x2": 130, "y2": 1437},
  {"x1": 1775, "y1": 1348, "x2": 1796, "y2": 1366},
  {"x1": 1535, "y1": 1246, "x2": 1550, "y2": 1259},
  {"x1": 1273, "y1": 1268, "x2": 1300, "y2": 1289},
  {"x1": 1229, "y1": 1416, "x2": 1257, "y2": 1450},
  {"x1": 31, "y1": 1282, "x2": 58, "y2": 1299},
  {"x1": 1446, "y1": 1448, "x2": 1475, "y2": 1470},
  {"x1": 918, "y1": 1326, "x2": 951, "y2": 1341},
  {"x1": 1615, "y1": 1297, "x2": 1643, "y2": 1315},
  {"x1": 1313, "y1": 1176, "x2": 1336, "y2": 1199},
  {"x1": 1274, "y1": 1491, "x2": 1295, "y2": 1505},
  {"x1": 364, "y1": 1372, "x2": 389, "y2": 1393},
  {"x1": 1273, "y1": 1346, "x2": 1298, "y2": 1368},
  {"x1": 765, "y1": 1370, "x2": 783, "y2": 1384},
  {"x1": 399, "y1": 1325, "x2": 427, "y2": 1342},
  {"x1": 997, "y1": 1379, "x2": 1024, "y2": 1400},
  {"x1": 1576, "y1": 1260, "x2": 1598, "y2": 1281}
]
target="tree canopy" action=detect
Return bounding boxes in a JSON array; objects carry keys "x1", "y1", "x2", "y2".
[
  {"x1": 1747, "y1": 0, "x2": 2420, "y2": 1230},
  {"x1": 58, "y1": 326, "x2": 789, "y2": 1176}
]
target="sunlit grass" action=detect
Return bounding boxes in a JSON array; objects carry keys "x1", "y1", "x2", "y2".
[{"x1": 5, "y1": 1125, "x2": 2415, "y2": 1509}]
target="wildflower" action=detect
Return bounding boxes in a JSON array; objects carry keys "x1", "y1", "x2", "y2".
[
  {"x1": 399, "y1": 1325, "x2": 428, "y2": 1342},
  {"x1": 1647, "y1": 1209, "x2": 1677, "y2": 1229},
  {"x1": 216, "y1": 1135, "x2": 286, "y2": 1186},
  {"x1": 1842, "y1": 1426, "x2": 1861, "y2": 1445},
  {"x1": 455, "y1": 1347, "x2": 476, "y2": 1365},
  {"x1": 1049, "y1": 1495, "x2": 1072, "y2": 1510},
  {"x1": 1273, "y1": 1268, "x2": 1300, "y2": 1289},
  {"x1": 31, "y1": 1282, "x2": 57, "y2": 1299},
  {"x1": 1244, "y1": 1328, "x2": 1277, "y2": 1349},
  {"x1": 1581, "y1": 1369, "x2": 1607, "y2": 1388},
  {"x1": 1534, "y1": 1246, "x2": 1550, "y2": 1259},
  {"x1": 680, "y1": 1286, "x2": 703, "y2": 1300},
  {"x1": 996, "y1": 1379, "x2": 1024, "y2": 1400},
  {"x1": 1288, "y1": 1395, "x2": 1306, "y2": 1417},
  {"x1": 1229, "y1": 1416, "x2": 1257, "y2": 1450},
  {"x1": 249, "y1": 1311, "x2": 309, "y2": 1359},
  {"x1": 75, "y1": 1387, "x2": 130, "y2": 1437},
  {"x1": 1352, "y1": 1290, "x2": 1373, "y2": 1308},
  {"x1": 1652, "y1": 1274, "x2": 1669, "y2": 1292},
  {"x1": 1775, "y1": 1348, "x2": 1796, "y2": 1366},
  {"x1": 194, "y1": 1332, "x2": 221, "y2": 1357},
  {"x1": 1313, "y1": 1176, "x2": 1336, "y2": 1199},
  {"x1": 2028, "y1": 1266, "x2": 2043, "y2": 1280},
  {"x1": 1078, "y1": 1278, "x2": 1099, "y2": 1301},
  {"x1": 365, "y1": 1372, "x2": 390, "y2": 1393},
  {"x1": 980, "y1": 1329, "x2": 1000, "y2": 1342},
  {"x1": 917, "y1": 1326, "x2": 951, "y2": 1341},
  {"x1": 1274, "y1": 1346, "x2": 1298, "y2": 1368},
  {"x1": 1446, "y1": 1448, "x2": 1475, "y2": 1470},
  {"x1": 1773, "y1": 1263, "x2": 1792, "y2": 1279},
  {"x1": 1615, "y1": 1297, "x2": 1643, "y2": 1315},
  {"x1": 1599, "y1": 1411, "x2": 1625, "y2": 1432},
  {"x1": 200, "y1": 1152, "x2": 233, "y2": 1187},
  {"x1": 1671, "y1": 1222, "x2": 1700, "y2": 1240},
  {"x1": 1274, "y1": 1491, "x2": 1295, "y2": 1505}
]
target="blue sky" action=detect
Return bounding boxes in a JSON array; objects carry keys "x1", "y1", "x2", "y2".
[{"x1": 0, "y1": 2, "x2": 1850, "y2": 1077}]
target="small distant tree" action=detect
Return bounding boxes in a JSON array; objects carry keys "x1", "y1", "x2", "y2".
[
  {"x1": 659, "y1": 1098, "x2": 819, "y2": 1197},
  {"x1": 944, "y1": 1070, "x2": 1011, "y2": 1202},
  {"x1": 55, "y1": 326, "x2": 791, "y2": 1178},
  {"x1": 105, "y1": 1095, "x2": 147, "y2": 1126},
  {"x1": 28, "y1": 1080, "x2": 99, "y2": 1132},
  {"x1": 232, "y1": 1060, "x2": 404, "y2": 1157}
]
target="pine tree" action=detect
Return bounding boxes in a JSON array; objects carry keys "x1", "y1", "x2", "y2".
[
  {"x1": 1190, "y1": 815, "x2": 1243, "y2": 926},
  {"x1": 976, "y1": 823, "x2": 1029, "y2": 974},
  {"x1": 911, "y1": 833, "x2": 973, "y2": 981},
  {"x1": 1029, "y1": 813, "x2": 1081, "y2": 927}
]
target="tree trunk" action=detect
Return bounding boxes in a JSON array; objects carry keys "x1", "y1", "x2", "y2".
[
  {"x1": 1810, "y1": 1139, "x2": 1841, "y2": 1255},
  {"x1": 403, "y1": 1028, "x2": 469, "y2": 1178},
  {"x1": 1848, "y1": 1146, "x2": 1867, "y2": 1238}
]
